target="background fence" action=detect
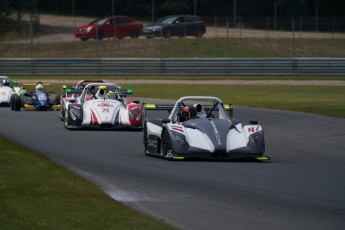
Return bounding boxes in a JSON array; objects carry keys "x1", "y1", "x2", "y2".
[{"x1": 1, "y1": 58, "x2": 344, "y2": 76}]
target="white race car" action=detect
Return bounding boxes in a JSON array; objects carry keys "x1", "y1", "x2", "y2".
[
  {"x1": 64, "y1": 82, "x2": 142, "y2": 130},
  {"x1": 0, "y1": 76, "x2": 24, "y2": 107},
  {"x1": 143, "y1": 96, "x2": 270, "y2": 161}
]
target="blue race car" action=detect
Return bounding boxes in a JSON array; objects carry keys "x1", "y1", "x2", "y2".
[{"x1": 11, "y1": 82, "x2": 60, "y2": 111}]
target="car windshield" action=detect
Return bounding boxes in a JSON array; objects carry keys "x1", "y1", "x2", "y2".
[
  {"x1": 156, "y1": 16, "x2": 178, "y2": 25},
  {"x1": 169, "y1": 98, "x2": 231, "y2": 123},
  {"x1": 89, "y1": 17, "x2": 108, "y2": 25}
]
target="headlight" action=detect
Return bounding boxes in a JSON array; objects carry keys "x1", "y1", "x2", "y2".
[
  {"x1": 248, "y1": 131, "x2": 262, "y2": 145},
  {"x1": 171, "y1": 131, "x2": 186, "y2": 145},
  {"x1": 129, "y1": 108, "x2": 139, "y2": 120}
]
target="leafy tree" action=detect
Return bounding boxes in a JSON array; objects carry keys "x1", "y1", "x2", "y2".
[
  {"x1": 0, "y1": 0, "x2": 11, "y2": 19},
  {"x1": 10, "y1": 0, "x2": 39, "y2": 21}
]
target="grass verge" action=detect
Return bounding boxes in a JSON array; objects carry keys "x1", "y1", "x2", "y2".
[
  {"x1": 2, "y1": 38, "x2": 345, "y2": 58},
  {"x1": 0, "y1": 135, "x2": 174, "y2": 230},
  {"x1": 120, "y1": 84, "x2": 345, "y2": 119},
  {"x1": 13, "y1": 82, "x2": 345, "y2": 118}
]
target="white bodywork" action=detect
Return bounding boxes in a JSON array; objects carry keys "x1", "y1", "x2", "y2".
[
  {"x1": 81, "y1": 99, "x2": 130, "y2": 125},
  {"x1": 0, "y1": 86, "x2": 15, "y2": 104},
  {"x1": 145, "y1": 96, "x2": 265, "y2": 159}
]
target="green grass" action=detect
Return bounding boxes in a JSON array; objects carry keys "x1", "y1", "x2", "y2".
[
  {"x1": 15, "y1": 81, "x2": 345, "y2": 118},
  {"x1": 2, "y1": 38, "x2": 345, "y2": 58},
  {"x1": 0, "y1": 135, "x2": 175, "y2": 230},
  {"x1": 119, "y1": 84, "x2": 345, "y2": 118}
]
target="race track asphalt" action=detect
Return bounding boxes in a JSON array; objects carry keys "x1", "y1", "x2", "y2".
[{"x1": 1, "y1": 99, "x2": 345, "y2": 230}]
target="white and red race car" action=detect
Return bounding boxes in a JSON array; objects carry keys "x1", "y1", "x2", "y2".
[
  {"x1": 64, "y1": 82, "x2": 142, "y2": 130},
  {"x1": 59, "y1": 80, "x2": 107, "y2": 121}
]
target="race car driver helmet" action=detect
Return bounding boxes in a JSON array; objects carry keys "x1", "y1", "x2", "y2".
[
  {"x1": 106, "y1": 90, "x2": 118, "y2": 100},
  {"x1": 35, "y1": 84, "x2": 44, "y2": 92},
  {"x1": 2, "y1": 79, "x2": 11, "y2": 86},
  {"x1": 181, "y1": 105, "x2": 197, "y2": 121}
]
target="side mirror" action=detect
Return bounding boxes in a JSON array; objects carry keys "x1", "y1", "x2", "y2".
[
  {"x1": 229, "y1": 109, "x2": 233, "y2": 118},
  {"x1": 162, "y1": 119, "x2": 170, "y2": 124}
]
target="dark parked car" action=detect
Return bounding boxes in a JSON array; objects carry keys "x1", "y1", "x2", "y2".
[
  {"x1": 75, "y1": 16, "x2": 143, "y2": 41},
  {"x1": 142, "y1": 15, "x2": 206, "y2": 38}
]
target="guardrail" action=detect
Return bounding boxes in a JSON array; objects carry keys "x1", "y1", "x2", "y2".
[{"x1": 1, "y1": 58, "x2": 344, "y2": 76}]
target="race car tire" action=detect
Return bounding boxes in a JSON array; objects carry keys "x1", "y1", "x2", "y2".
[
  {"x1": 161, "y1": 128, "x2": 174, "y2": 158},
  {"x1": 59, "y1": 107, "x2": 65, "y2": 121},
  {"x1": 10, "y1": 94, "x2": 15, "y2": 110},
  {"x1": 13, "y1": 94, "x2": 21, "y2": 111},
  {"x1": 64, "y1": 111, "x2": 73, "y2": 129},
  {"x1": 143, "y1": 122, "x2": 149, "y2": 155},
  {"x1": 64, "y1": 104, "x2": 82, "y2": 129},
  {"x1": 54, "y1": 94, "x2": 61, "y2": 105}
]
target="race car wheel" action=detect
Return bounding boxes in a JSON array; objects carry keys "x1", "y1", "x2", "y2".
[
  {"x1": 13, "y1": 94, "x2": 21, "y2": 111},
  {"x1": 59, "y1": 107, "x2": 65, "y2": 121},
  {"x1": 143, "y1": 122, "x2": 149, "y2": 155},
  {"x1": 161, "y1": 128, "x2": 174, "y2": 158},
  {"x1": 54, "y1": 94, "x2": 61, "y2": 105},
  {"x1": 10, "y1": 94, "x2": 15, "y2": 110},
  {"x1": 64, "y1": 109, "x2": 73, "y2": 129}
]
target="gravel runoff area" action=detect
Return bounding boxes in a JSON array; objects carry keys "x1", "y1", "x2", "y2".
[{"x1": 14, "y1": 14, "x2": 345, "y2": 44}]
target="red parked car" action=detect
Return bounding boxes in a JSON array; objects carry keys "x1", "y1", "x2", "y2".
[{"x1": 75, "y1": 16, "x2": 143, "y2": 41}]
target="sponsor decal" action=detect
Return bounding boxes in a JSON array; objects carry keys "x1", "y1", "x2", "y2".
[
  {"x1": 98, "y1": 103, "x2": 114, "y2": 107},
  {"x1": 38, "y1": 94, "x2": 47, "y2": 100},
  {"x1": 148, "y1": 139, "x2": 158, "y2": 148},
  {"x1": 248, "y1": 126, "x2": 261, "y2": 133},
  {"x1": 72, "y1": 105, "x2": 80, "y2": 110},
  {"x1": 136, "y1": 112, "x2": 142, "y2": 121},
  {"x1": 170, "y1": 125, "x2": 184, "y2": 133},
  {"x1": 102, "y1": 108, "x2": 109, "y2": 113},
  {"x1": 69, "y1": 110, "x2": 76, "y2": 120},
  {"x1": 210, "y1": 120, "x2": 221, "y2": 145}
]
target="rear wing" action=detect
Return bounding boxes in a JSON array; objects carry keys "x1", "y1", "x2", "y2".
[
  {"x1": 22, "y1": 83, "x2": 53, "y2": 92},
  {"x1": 12, "y1": 80, "x2": 18, "y2": 86},
  {"x1": 22, "y1": 83, "x2": 52, "y2": 87},
  {"x1": 119, "y1": 88, "x2": 133, "y2": 95},
  {"x1": 68, "y1": 88, "x2": 84, "y2": 95},
  {"x1": 143, "y1": 103, "x2": 233, "y2": 117}
]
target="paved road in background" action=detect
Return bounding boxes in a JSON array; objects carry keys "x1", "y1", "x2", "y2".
[
  {"x1": 1, "y1": 99, "x2": 345, "y2": 230},
  {"x1": 11, "y1": 14, "x2": 344, "y2": 44}
]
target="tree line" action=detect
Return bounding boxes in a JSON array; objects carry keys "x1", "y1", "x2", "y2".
[{"x1": 1, "y1": 0, "x2": 344, "y2": 21}]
